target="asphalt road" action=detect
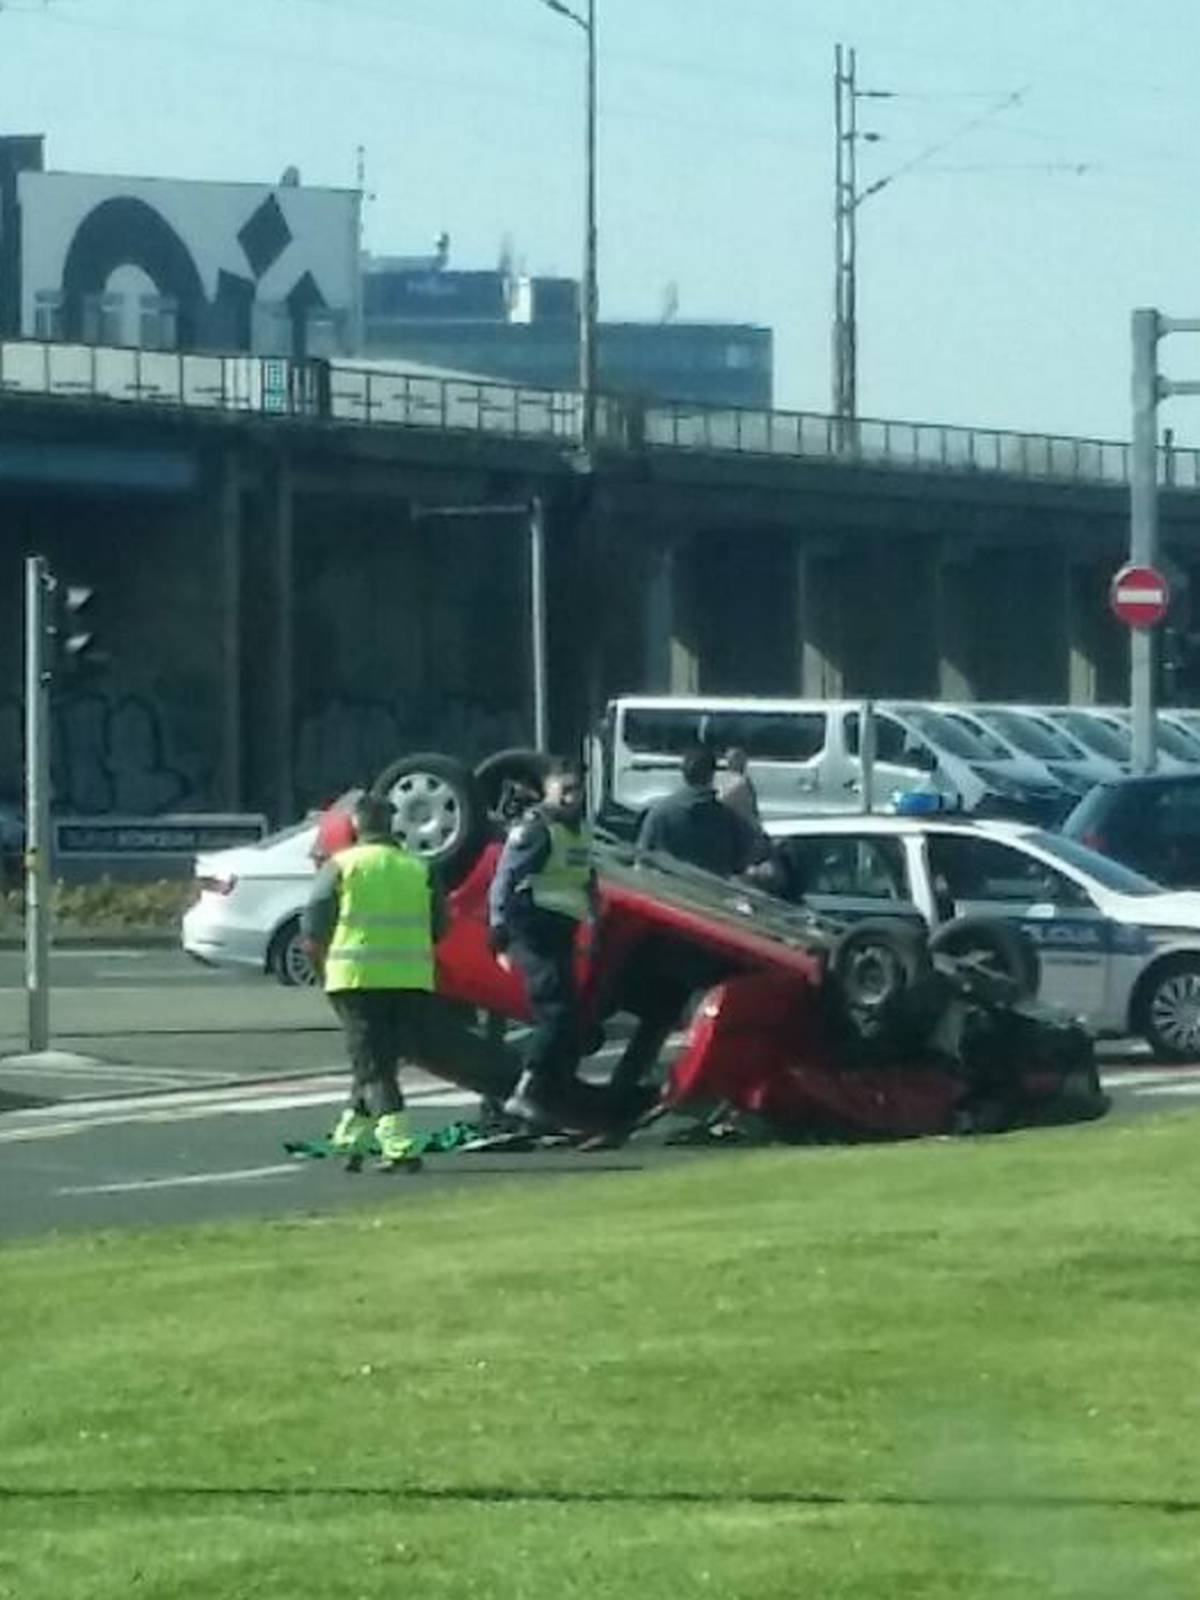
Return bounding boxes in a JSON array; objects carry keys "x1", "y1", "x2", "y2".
[{"x1": 2, "y1": 949, "x2": 1200, "y2": 1243}]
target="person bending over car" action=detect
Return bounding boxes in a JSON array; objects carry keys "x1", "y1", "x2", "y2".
[{"x1": 488, "y1": 761, "x2": 599, "y2": 1125}]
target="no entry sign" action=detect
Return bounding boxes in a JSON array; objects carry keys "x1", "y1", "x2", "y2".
[{"x1": 1110, "y1": 563, "x2": 1170, "y2": 628}]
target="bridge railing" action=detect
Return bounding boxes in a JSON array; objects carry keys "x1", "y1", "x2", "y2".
[{"x1": 4, "y1": 336, "x2": 1200, "y2": 490}]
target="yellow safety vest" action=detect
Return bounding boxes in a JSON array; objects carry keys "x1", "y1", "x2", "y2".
[
  {"x1": 324, "y1": 842, "x2": 435, "y2": 994},
  {"x1": 529, "y1": 820, "x2": 593, "y2": 921}
]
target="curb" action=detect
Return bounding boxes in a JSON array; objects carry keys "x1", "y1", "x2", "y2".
[{"x1": 0, "y1": 932, "x2": 178, "y2": 951}]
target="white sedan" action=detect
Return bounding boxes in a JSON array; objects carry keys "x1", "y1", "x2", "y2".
[
  {"x1": 182, "y1": 817, "x2": 320, "y2": 985},
  {"x1": 766, "y1": 813, "x2": 1200, "y2": 1059}
]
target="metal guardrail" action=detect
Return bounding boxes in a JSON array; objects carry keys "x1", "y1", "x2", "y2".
[{"x1": 2, "y1": 336, "x2": 1197, "y2": 490}]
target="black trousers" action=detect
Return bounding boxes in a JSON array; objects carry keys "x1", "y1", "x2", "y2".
[
  {"x1": 330, "y1": 990, "x2": 523, "y2": 1116},
  {"x1": 508, "y1": 912, "x2": 582, "y2": 1091}
]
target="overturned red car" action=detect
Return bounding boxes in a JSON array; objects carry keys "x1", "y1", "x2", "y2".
[{"x1": 367, "y1": 749, "x2": 1109, "y2": 1142}]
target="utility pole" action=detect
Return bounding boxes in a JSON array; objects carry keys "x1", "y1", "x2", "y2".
[
  {"x1": 25, "y1": 556, "x2": 52, "y2": 1052},
  {"x1": 832, "y1": 43, "x2": 859, "y2": 425}
]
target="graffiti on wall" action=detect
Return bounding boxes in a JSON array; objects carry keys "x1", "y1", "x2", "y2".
[
  {"x1": 0, "y1": 691, "x2": 217, "y2": 815},
  {"x1": 295, "y1": 696, "x2": 528, "y2": 807}
]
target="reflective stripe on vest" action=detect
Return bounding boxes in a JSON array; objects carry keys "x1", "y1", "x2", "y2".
[
  {"x1": 324, "y1": 842, "x2": 435, "y2": 993},
  {"x1": 529, "y1": 820, "x2": 592, "y2": 921}
]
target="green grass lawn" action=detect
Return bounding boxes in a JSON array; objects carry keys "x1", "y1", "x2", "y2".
[{"x1": 3, "y1": 1112, "x2": 1199, "y2": 1599}]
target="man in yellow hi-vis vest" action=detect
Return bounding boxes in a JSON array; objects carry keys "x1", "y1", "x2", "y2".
[
  {"x1": 487, "y1": 762, "x2": 598, "y2": 1125},
  {"x1": 302, "y1": 793, "x2": 443, "y2": 1172}
]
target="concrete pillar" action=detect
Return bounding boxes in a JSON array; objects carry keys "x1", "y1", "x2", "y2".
[
  {"x1": 273, "y1": 455, "x2": 295, "y2": 821},
  {"x1": 795, "y1": 549, "x2": 844, "y2": 697},
  {"x1": 935, "y1": 550, "x2": 976, "y2": 701},
  {"x1": 1065, "y1": 559, "x2": 1100, "y2": 704},
  {"x1": 644, "y1": 541, "x2": 699, "y2": 693},
  {"x1": 218, "y1": 451, "x2": 242, "y2": 808}
]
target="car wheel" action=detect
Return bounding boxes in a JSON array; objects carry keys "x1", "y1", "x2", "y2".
[
  {"x1": 371, "y1": 751, "x2": 487, "y2": 886},
  {"x1": 474, "y1": 748, "x2": 551, "y2": 823},
  {"x1": 929, "y1": 917, "x2": 1040, "y2": 1003},
  {"x1": 1138, "y1": 957, "x2": 1200, "y2": 1061},
  {"x1": 831, "y1": 920, "x2": 931, "y2": 1015},
  {"x1": 269, "y1": 917, "x2": 317, "y2": 988}
]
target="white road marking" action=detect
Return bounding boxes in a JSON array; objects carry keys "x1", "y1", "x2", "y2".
[
  {"x1": 0, "y1": 1076, "x2": 480, "y2": 1144},
  {"x1": 1101, "y1": 1068, "x2": 1200, "y2": 1089},
  {"x1": 57, "y1": 1164, "x2": 299, "y2": 1197},
  {"x1": 1128, "y1": 1081, "x2": 1200, "y2": 1099}
]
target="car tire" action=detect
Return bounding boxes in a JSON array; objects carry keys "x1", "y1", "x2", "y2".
[
  {"x1": 831, "y1": 920, "x2": 931, "y2": 1016},
  {"x1": 929, "y1": 916, "x2": 1040, "y2": 1002},
  {"x1": 371, "y1": 751, "x2": 487, "y2": 886},
  {"x1": 269, "y1": 916, "x2": 318, "y2": 988},
  {"x1": 1136, "y1": 956, "x2": 1200, "y2": 1062},
  {"x1": 474, "y1": 748, "x2": 552, "y2": 823}
]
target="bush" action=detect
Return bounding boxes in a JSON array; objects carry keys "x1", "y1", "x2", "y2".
[{"x1": 0, "y1": 877, "x2": 192, "y2": 935}]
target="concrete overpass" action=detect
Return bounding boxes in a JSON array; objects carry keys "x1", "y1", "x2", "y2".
[{"x1": 2, "y1": 339, "x2": 1198, "y2": 822}]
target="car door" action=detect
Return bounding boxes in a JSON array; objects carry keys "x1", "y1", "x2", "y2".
[
  {"x1": 775, "y1": 832, "x2": 926, "y2": 929},
  {"x1": 841, "y1": 710, "x2": 939, "y2": 809},
  {"x1": 922, "y1": 831, "x2": 1112, "y2": 1019}
]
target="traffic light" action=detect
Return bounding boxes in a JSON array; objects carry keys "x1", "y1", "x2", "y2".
[
  {"x1": 1160, "y1": 626, "x2": 1200, "y2": 706},
  {"x1": 47, "y1": 577, "x2": 105, "y2": 679}
]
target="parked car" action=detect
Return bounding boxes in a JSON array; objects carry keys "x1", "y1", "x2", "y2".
[
  {"x1": 588, "y1": 695, "x2": 1060, "y2": 827},
  {"x1": 1063, "y1": 773, "x2": 1200, "y2": 889},
  {"x1": 1043, "y1": 708, "x2": 1196, "y2": 774},
  {"x1": 764, "y1": 811, "x2": 1200, "y2": 1059},
  {"x1": 960, "y1": 705, "x2": 1119, "y2": 792},
  {"x1": 885, "y1": 703, "x2": 1074, "y2": 822},
  {"x1": 182, "y1": 813, "x2": 324, "y2": 985}
]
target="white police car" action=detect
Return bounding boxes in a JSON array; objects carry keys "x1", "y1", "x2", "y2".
[{"x1": 765, "y1": 811, "x2": 1200, "y2": 1059}]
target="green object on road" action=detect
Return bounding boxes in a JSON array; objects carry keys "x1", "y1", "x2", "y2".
[
  {"x1": 284, "y1": 1119, "x2": 482, "y2": 1161},
  {"x1": 329, "y1": 1109, "x2": 372, "y2": 1155}
]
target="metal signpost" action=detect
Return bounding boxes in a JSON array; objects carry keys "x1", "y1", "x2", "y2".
[
  {"x1": 1128, "y1": 308, "x2": 1200, "y2": 773},
  {"x1": 24, "y1": 557, "x2": 53, "y2": 1051}
]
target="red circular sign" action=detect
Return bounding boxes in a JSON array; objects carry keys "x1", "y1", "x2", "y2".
[{"x1": 1110, "y1": 563, "x2": 1170, "y2": 628}]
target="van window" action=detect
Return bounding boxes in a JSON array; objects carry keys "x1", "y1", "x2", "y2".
[
  {"x1": 703, "y1": 710, "x2": 826, "y2": 762},
  {"x1": 845, "y1": 712, "x2": 919, "y2": 764},
  {"x1": 621, "y1": 708, "x2": 705, "y2": 756}
]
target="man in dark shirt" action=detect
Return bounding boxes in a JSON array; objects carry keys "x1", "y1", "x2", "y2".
[
  {"x1": 637, "y1": 743, "x2": 759, "y2": 877},
  {"x1": 615, "y1": 745, "x2": 761, "y2": 1098}
]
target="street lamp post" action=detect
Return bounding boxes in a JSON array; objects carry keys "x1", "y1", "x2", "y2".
[{"x1": 541, "y1": 0, "x2": 598, "y2": 455}]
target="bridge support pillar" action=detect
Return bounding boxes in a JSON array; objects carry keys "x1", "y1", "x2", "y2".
[
  {"x1": 217, "y1": 449, "x2": 242, "y2": 809},
  {"x1": 935, "y1": 549, "x2": 977, "y2": 701},
  {"x1": 795, "y1": 550, "x2": 844, "y2": 696},
  {"x1": 1065, "y1": 558, "x2": 1104, "y2": 703},
  {"x1": 273, "y1": 456, "x2": 296, "y2": 823},
  {"x1": 644, "y1": 540, "x2": 699, "y2": 693}
]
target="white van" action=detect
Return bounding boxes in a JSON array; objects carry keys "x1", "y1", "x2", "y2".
[{"x1": 586, "y1": 696, "x2": 970, "y2": 825}]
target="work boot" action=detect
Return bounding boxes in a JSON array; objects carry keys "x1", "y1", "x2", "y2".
[
  {"x1": 374, "y1": 1112, "x2": 423, "y2": 1173},
  {"x1": 329, "y1": 1108, "x2": 372, "y2": 1155},
  {"x1": 502, "y1": 1071, "x2": 557, "y2": 1129}
]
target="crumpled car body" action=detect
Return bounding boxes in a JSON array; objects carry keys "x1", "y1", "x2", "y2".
[{"x1": 431, "y1": 839, "x2": 1106, "y2": 1140}]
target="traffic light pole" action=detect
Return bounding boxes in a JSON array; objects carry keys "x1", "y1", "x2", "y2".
[{"x1": 24, "y1": 556, "x2": 52, "y2": 1051}]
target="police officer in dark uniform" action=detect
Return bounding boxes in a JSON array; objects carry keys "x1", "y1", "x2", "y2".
[{"x1": 487, "y1": 761, "x2": 597, "y2": 1123}]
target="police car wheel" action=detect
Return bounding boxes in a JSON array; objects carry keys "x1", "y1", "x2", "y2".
[
  {"x1": 371, "y1": 752, "x2": 487, "y2": 886},
  {"x1": 270, "y1": 917, "x2": 318, "y2": 987},
  {"x1": 1141, "y1": 958, "x2": 1200, "y2": 1061}
]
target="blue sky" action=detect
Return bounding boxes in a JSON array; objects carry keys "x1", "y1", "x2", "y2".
[{"x1": 4, "y1": 0, "x2": 1200, "y2": 439}]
